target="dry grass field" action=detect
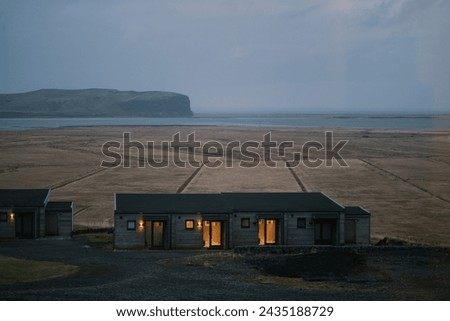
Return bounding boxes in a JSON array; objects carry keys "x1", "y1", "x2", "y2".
[{"x1": 1, "y1": 126, "x2": 449, "y2": 246}]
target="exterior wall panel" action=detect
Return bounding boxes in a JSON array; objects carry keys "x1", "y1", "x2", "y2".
[
  {"x1": 172, "y1": 215, "x2": 203, "y2": 249},
  {"x1": 346, "y1": 215, "x2": 371, "y2": 244},
  {"x1": 38, "y1": 207, "x2": 45, "y2": 237},
  {"x1": 356, "y1": 217, "x2": 371, "y2": 244},
  {"x1": 0, "y1": 208, "x2": 15, "y2": 238},
  {"x1": 231, "y1": 213, "x2": 259, "y2": 247},
  {"x1": 339, "y1": 212, "x2": 345, "y2": 245},
  {"x1": 58, "y1": 211, "x2": 73, "y2": 236},
  {"x1": 114, "y1": 213, "x2": 145, "y2": 249},
  {"x1": 286, "y1": 213, "x2": 315, "y2": 245}
]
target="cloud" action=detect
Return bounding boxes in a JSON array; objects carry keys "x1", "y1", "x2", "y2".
[
  {"x1": 0, "y1": 0, "x2": 448, "y2": 112},
  {"x1": 170, "y1": 0, "x2": 316, "y2": 18}
]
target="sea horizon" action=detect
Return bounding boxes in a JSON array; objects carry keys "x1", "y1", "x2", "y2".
[{"x1": 1, "y1": 113, "x2": 450, "y2": 131}]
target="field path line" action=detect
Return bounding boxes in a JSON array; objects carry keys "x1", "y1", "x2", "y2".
[
  {"x1": 74, "y1": 206, "x2": 90, "y2": 217},
  {"x1": 285, "y1": 160, "x2": 308, "y2": 192},
  {"x1": 360, "y1": 158, "x2": 450, "y2": 204},
  {"x1": 177, "y1": 164, "x2": 204, "y2": 194},
  {"x1": 51, "y1": 168, "x2": 107, "y2": 190}
]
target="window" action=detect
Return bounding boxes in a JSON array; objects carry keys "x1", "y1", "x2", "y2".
[
  {"x1": 241, "y1": 218, "x2": 250, "y2": 228},
  {"x1": 127, "y1": 220, "x2": 136, "y2": 230},
  {"x1": 297, "y1": 218, "x2": 306, "y2": 228},
  {"x1": 185, "y1": 219, "x2": 194, "y2": 230},
  {"x1": 0, "y1": 212, "x2": 7, "y2": 222}
]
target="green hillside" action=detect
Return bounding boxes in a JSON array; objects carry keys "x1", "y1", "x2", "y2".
[{"x1": 0, "y1": 89, "x2": 192, "y2": 117}]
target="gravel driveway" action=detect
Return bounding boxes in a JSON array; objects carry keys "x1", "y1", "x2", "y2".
[{"x1": 0, "y1": 237, "x2": 448, "y2": 300}]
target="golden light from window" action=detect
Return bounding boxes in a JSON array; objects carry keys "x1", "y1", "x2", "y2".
[
  {"x1": 197, "y1": 219, "x2": 202, "y2": 230},
  {"x1": 9, "y1": 211, "x2": 14, "y2": 220},
  {"x1": 138, "y1": 220, "x2": 144, "y2": 230}
]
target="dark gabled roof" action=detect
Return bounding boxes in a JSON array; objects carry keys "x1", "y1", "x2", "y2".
[
  {"x1": 222, "y1": 192, "x2": 345, "y2": 212},
  {"x1": 0, "y1": 189, "x2": 51, "y2": 207},
  {"x1": 345, "y1": 206, "x2": 370, "y2": 215},
  {"x1": 115, "y1": 192, "x2": 344, "y2": 214},
  {"x1": 115, "y1": 193, "x2": 231, "y2": 214},
  {"x1": 46, "y1": 201, "x2": 73, "y2": 211}
]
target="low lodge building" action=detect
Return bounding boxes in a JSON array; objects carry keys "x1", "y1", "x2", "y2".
[
  {"x1": 114, "y1": 192, "x2": 370, "y2": 249},
  {"x1": 0, "y1": 189, "x2": 73, "y2": 239}
]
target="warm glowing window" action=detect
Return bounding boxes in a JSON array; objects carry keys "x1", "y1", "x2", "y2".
[
  {"x1": 203, "y1": 220, "x2": 222, "y2": 248},
  {"x1": 127, "y1": 220, "x2": 136, "y2": 230},
  {"x1": 297, "y1": 218, "x2": 306, "y2": 228},
  {"x1": 265, "y1": 220, "x2": 276, "y2": 244},
  {"x1": 258, "y1": 219, "x2": 277, "y2": 245},
  {"x1": 241, "y1": 218, "x2": 250, "y2": 228},
  {"x1": 185, "y1": 219, "x2": 194, "y2": 230},
  {"x1": 210, "y1": 221, "x2": 222, "y2": 246},
  {"x1": 203, "y1": 221, "x2": 210, "y2": 247}
]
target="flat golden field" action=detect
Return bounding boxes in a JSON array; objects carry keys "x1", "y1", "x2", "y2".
[{"x1": 1, "y1": 126, "x2": 449, "y2": 246}]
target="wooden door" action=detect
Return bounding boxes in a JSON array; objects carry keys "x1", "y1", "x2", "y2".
[
  {"x1": 203, "y1": 221, "x2": 223, "y2": 248},
  {"x1": 345, "y1": 219, "x2": 356, "y2": 244},
  {"x1": 16, "y1": 213, "x2": 33, "y2": 238},
  {"x1": 46, "y1": 213, "x2": 58, "y2": 235},
  {"x1": 145, "y1": 221, "x2": 165, "y2": 248},
  {"x1": 152, "y1": 221, "x2": 164, "y2": 248},
  {"x1": 258, "y1": 219, "x2": 278, "y2": 245},
  {"x1": 314, "y1": 219, "x2": 337, "y2": 245}
]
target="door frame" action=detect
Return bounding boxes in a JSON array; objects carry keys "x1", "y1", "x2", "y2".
[
  {"x1": 15, "y1": 211, "x2": 35, "y2": 239},
  {"x1": 314, "y1": 219, "x2": 338, "y2": 245},
  {"x1": 344, "y1": 219, "x2": 356, "y2": 244},
  {"x1": 203, "y1": 220, "x2": 224, "y2": 249},
  {"x1": 258, "y1": 218, "x2": 279, "y2": 245},
  {"x1": 145, "y1": 220, "x2": 166, "y2": 249},
  {"x1": 45, "y1": 212, "x2": 59, "y2": 236}
]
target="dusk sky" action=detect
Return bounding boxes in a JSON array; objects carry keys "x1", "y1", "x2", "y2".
[{"x1": 1, "y1": 0, "x2": 449, "y2": 114}]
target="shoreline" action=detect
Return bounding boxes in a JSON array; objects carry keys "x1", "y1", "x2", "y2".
[
  {"x1": 2, "y1": 124, "x2": 450, "y2": 133},
  {"x1": 1, "y1": 114, "x2": 450, "y2": 131}
]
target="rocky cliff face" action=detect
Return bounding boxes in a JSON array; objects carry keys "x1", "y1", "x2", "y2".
[{"x1": 0, "y1": 89, "x2": 193, "y2": 117}]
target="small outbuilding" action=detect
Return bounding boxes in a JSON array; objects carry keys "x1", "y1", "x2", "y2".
[
  {"x1": 344, "y1": 206, "x2": 371, "y2": 244},
  {"x1": 44, "y1": 201, "x2": 74, "y2": 237},
  {"x1": 114, "y1": 192, "x2": 371, "y2": 249},
  {"x1": 0, "y1": 189, "x2": 73, "y2": 239}
]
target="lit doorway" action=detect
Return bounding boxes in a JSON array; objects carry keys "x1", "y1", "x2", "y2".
[
  {"x1": 203, "y1": 220, "x2": 223, "y2": 248},
  {"x1": 145, "y1": 221, "x2": 165, "y2": 248},
  {"x1": 258, "y1": 219, "x2": 277, "y2": 245}
]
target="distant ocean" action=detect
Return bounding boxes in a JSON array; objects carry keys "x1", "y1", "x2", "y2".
[{"x1": 0, "y1": 114, "x2": 449, "y2": 130}]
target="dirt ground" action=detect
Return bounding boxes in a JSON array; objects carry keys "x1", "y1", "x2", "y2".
[
  {"x1": 0, "y1": 237, "x2": 448, "y2": 300},
  {"x1": 1, "y1": 126, "x2": 450, "y2": 245}
]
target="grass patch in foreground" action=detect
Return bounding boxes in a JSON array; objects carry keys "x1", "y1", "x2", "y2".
[{"x1": 0, "y1": 255, "x2": 79, "y2": 285}]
